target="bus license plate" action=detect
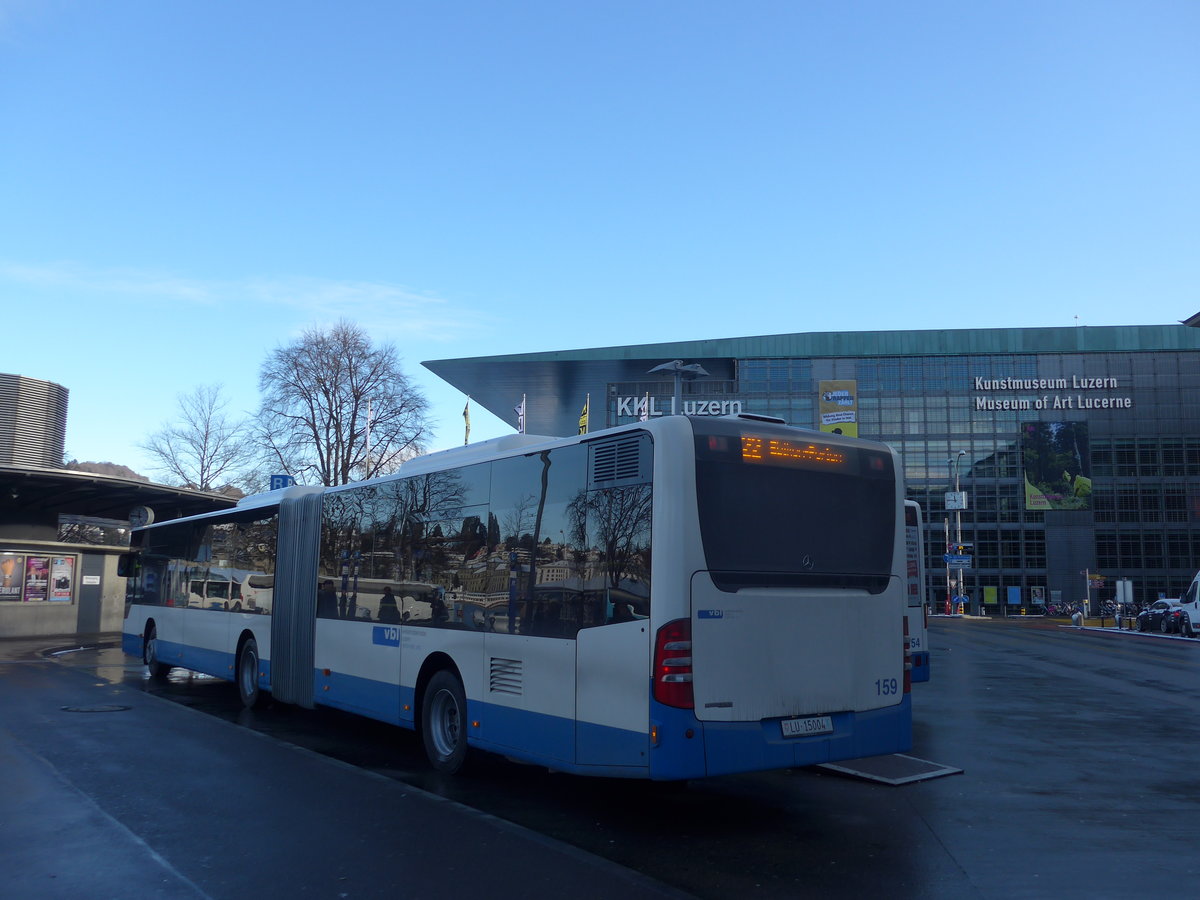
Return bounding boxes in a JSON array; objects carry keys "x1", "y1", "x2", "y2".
[{"x1": 780, "y1": 715, "x2": 833, "y2": 738}]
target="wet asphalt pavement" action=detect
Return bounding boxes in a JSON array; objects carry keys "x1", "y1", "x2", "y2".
[{"x1": 3, "y1": 617, "x2": 1198, "y2": 899}]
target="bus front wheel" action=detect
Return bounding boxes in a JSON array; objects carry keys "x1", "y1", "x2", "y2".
[
  {"x1": 237, "y1": 638, "x2": 263, "y2": 708},
  {"x1": 422, "y1": 671, "x2": 468, "y2": 774},
  {"x1": 144, "y1": 625, "x2": 170, "y2": 681}
]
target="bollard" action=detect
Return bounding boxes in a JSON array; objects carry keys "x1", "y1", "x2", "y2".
[{"x1": 1072, "y1": 612, "x2": 1083, "y2": 627}]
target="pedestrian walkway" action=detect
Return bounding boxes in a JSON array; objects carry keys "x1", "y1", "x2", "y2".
[{"x1": 0, "y1": 635, "x2": 687, "y2": 900}]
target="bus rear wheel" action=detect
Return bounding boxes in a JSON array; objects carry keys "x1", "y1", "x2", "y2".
[
  {"x1": 422, "y1": 671, "x2": 468, "y2": 774},
  {"x1": 144, "y1": 625, "x2": 170, "y2": 681},
  {"x1": 237, "y1": 638, "x2": 263, "y2": 708}
]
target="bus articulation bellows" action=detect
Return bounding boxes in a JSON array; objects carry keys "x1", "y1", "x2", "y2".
[{"x1": 122, "y1": 414, "x2": 912, "y2": 780}]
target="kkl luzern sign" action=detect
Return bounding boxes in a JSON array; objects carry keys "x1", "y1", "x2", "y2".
[
  {"x1": 616, "y1": 397, "x2": 744, "y2": 417},
  {"x1": 973, "y1": 375, "x2": 1133, "y2": 411}
]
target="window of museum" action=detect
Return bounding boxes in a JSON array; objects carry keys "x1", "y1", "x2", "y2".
[
  {"x1": 1142, "y1": 532, "x2": 1164, "y2": 569},
  {"x1": 975, "y1": 530, "x2": 999, "y2": 568},
  {"x1": 1140, "y1": 489, "x2": 1163, "y2": 523},
  {"x1": 1167, "y1": 533, "x2": 1191, "y2": 568},
  {"x1": 1164, "y1": 486, "x2": 1188, "y2": 523},
  {"x1": 998, "y1": 485, "x2": 1021, "y2": 523},
  {"x1": 1114, "y1": 441, "x2": 1136, "y2": 477},
  {"x1": 1001, "y1": 535, "x2": 1021, "y2": 569},
  {"x1": 1091, "y1": 444, "x2": 1113, "y2": 477},
  {"x1": 1117, "y1": 487, "x2": 1140, "y2": 524},
  {"x1": 1024, "y1": 533, "x2": 1047, "y2": 568},
  {"x1": 1118, "y1": 534, "x2": 1140, "y2": 568},
  {"x1": 1138, "y1": 444, "x2": 1161, "y2": 477},
  {"x1": 1186, "y1": 441, "x2": 1200, "y2": 476},
  {"x1": 1162, "y1": 443, "x2": 1185, "y2": 476}
]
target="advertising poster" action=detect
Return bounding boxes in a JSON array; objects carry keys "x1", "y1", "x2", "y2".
[
  {"x1": 0, "y1": 553, "x2": 23, "y2": 600},
  {"x1": 50, "y1": 556, "x2": 75, "y2": 602},
  {"x1": 1022, "y1": 421, "x2": 1092, "y2": 510},
  {"x1": 818, "y1": 380, "x2": 858, "y2": 437},
  {"x1": 24, "y1": 556, "x2": 49, "y2": 603}
]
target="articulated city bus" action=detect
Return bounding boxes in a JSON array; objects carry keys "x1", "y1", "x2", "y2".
[
  {"x1": 122, "y1": 415, "x2": 911, "y2": 780},
  {"x1": 904, "y1": 500, "x2": 930, "y2": 682}
]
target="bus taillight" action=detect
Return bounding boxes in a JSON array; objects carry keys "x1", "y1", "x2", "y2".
[
  {"x1": 903, "y1": 619, "x2": 912, "y2": 694},
  {"x1": 654, "y1": 618, "x2": 694, "y2": 709}
]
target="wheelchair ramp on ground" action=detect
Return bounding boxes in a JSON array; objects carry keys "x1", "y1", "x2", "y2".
[{"x1": 817, "y1": 753, "x2": 962, "y2": 785}]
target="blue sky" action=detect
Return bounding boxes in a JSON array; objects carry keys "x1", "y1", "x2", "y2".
[{"x1": 2, "y1": 1, "x2": 1197, "y2": 478}]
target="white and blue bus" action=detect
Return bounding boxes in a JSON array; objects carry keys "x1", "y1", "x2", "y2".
[
  {"x1": 122, "y1": 414, "x2": 911, "y2": 780},
  {"x1": 904, "y1": 500, "x2": 930, "y2": 682}
]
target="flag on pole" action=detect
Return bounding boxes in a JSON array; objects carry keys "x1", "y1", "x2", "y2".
[
  {"x1": 578, "y1": 394, "x2": 589, "y2": 435},
  {"x1": 639, "y1": 392, "x2": 650, "y2": 422},
  {"x1": 514, "y1": 394, "x2": 526, "y2": 434},
  {"x1": 462, "y1": 397, "x2": 471, "y2": 445}
]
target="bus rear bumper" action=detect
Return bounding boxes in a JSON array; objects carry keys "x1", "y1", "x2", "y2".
[{"x1": 649, "y1": 695, "x2": 913, "y2": 781}]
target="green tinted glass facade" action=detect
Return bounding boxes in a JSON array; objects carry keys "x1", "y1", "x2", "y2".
[{"x1": 425, "y1": 324, "x2": 1200, "y2": 609}]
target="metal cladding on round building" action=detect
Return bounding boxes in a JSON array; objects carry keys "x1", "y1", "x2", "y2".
[{"x1": 0, "y1": 373, "x2": 69, "y2": 468}]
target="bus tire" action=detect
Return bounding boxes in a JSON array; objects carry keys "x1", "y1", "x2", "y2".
[
  {"x1": 144, "y1": 625, "x2": 171, "y2": 681},
  {"x1": 237, "y1": 638, "x2": 263, "y2": 708},
  {"x1": 422, "y1": 670, "x2": 468, "y2": 774}
]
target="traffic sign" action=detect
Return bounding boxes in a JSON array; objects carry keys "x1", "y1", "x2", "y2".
[{"x1": 944, "y1": 554, "x2": 973, "y2": 567}]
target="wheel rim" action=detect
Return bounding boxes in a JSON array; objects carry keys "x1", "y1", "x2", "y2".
[
  {"x1": 145, "y1": 631, "x2": 157, "y2": 666},
  {"x1": 428, "y1": 687, "x2": 462, "y2": 759}
]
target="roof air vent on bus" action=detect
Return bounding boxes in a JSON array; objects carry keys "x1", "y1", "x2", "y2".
[{"x1": 733, "y1": 413, "x2": 786, "y2": 424}]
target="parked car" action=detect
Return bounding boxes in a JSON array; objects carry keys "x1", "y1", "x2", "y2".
[
  {"x1": 1176, "y1": 572, "x2": 1200, "y2": 638},
  {"x1": 1135, "y1": 600, "x2": 1183, "y2": 634}
]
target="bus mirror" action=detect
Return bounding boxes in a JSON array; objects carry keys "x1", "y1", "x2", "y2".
[{"x1": 116, "y1": 553, "x2": 138, "y2": 577}]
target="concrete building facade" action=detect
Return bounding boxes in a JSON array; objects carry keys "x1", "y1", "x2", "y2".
[{"x1": 0, "y1": 373, "x2": 235, "y2": 638}]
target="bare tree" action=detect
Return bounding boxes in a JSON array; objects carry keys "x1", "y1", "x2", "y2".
[
  {"x1": 140, "y1": 384, "x2": 256, "y2": 491},
  {"x1": 257, "y1": 320, "x2": 430, "y2": 486}
]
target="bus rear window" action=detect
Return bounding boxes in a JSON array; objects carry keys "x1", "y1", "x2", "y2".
[{"x1": 694, "y1": 421, "x2": 895, "y2": 592}]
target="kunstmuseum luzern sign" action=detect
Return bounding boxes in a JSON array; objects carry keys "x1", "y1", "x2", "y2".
[{"x1": 973, "y1": 374, "x2": 1133, "y2": 411}]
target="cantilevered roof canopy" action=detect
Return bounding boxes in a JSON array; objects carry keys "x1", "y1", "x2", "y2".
[
  {"x1": 424, "y1": 323, "x2": 1200, "y2": 437},
  {"x1": 0, "y1": 465, "x2": 236, "y2": 523}
]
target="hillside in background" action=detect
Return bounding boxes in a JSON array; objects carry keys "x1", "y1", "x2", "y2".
[{"x1": 66, "y1": 460, "x2": 150, "y2": 482}]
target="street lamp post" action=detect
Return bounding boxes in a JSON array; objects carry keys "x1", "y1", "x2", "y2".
[
  {"x1": 951, "y1": 450, "x2": 967, "y2": 614},
  {"x1": 647, "y1": 360, "x2": 710, "y2": 415}
]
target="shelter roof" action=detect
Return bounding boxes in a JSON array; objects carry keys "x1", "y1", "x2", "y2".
[{"x1": 0, "y1": 464, "x2": 237, "y2": 522}]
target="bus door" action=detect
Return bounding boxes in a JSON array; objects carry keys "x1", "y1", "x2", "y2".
[{"x1": 180, "y1": 571, "x2": 232, "y2": 674}]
